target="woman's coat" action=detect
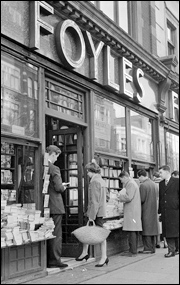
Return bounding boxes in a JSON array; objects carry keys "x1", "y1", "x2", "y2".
[{"x1": 86, "y1": 173, "x2": 107, "y2": 220}]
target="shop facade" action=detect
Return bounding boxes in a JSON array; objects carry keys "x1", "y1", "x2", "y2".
[{"x1": 1, "y1": 1, "x2": 179, "y2": 283}]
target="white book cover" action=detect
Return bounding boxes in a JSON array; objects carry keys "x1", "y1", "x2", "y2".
[
  {"x1": 42, "y1": 180, "x2": 49, "y2": 193},
  {"x1": 44, "y1": 195, "x2": 49, "y2": 208}
]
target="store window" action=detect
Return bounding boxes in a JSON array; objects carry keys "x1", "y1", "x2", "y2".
[
  {"x1": 130, "y1": 111, "x2": 154, "y2": 162},
  {"x1": 1, "y1": 141, "x2": 37, "y2": 205},
  {"x1": 94, "y1": 94, "x2": 126, "y2": 156},
  {"x1": 1, "y1": 53, "x2": 39, "y2": 138},
  {"x1": 166, "y1": 132, "x2": 179, "y2": 171},
  {"x1": 45, "y1": 79, "x2": 84, "y2": 120},
  {"x1": 28, "y1": 78, "x2": 33, "y2": 98}
]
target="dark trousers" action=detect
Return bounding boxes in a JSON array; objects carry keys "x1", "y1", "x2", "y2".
[
  {"x1": 166, "y1": 237, "x2": 179, "y2": 253},
  {"x1": 47, "y1": 214, "x2": 63, "y2": 266},
  {"x1": 127, "y1": 231, "x2": 139, "y2": 254},
  {"x1": 175, "y1": 237, "x2": 179, "y2": 251},
  {"x1": 142, "y1": 235, "x2": 156, "y2": 253}
]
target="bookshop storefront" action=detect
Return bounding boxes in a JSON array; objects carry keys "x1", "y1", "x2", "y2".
[{"x1": 1, "y1": 1, "x2": 179, "y2": 283}]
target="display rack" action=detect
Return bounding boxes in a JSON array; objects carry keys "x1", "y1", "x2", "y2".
[
  {"x1": 95, "y1": 156, "x2": 123, "y2": 219},
  {"x1": 1, "y1": 142, "x2": 17, "y2": 205},
  {"x1": 99, "y1": 157, "x2": 123, "y2": 191}
]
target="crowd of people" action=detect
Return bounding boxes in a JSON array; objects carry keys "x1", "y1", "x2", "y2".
[{"x1": 45, "y1": 144, "x2": 179, "y2": 268}]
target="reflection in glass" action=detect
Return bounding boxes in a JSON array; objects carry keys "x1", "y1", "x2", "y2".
[
  {"x1": 130, "y1": 111, "x2": 154, "y2": 162},
  {"x1": 94, "y1": 94, "x2": 126, "y2": 156},
  {"x1": 1, "y1": 53, "x2": 39, "y2": 138},
  {"x1": 166, "y1": 132, "x2": 179, "y2": 171},
  {"x1": 45, "y1": 81, "x2": 83, "y2": 119}
]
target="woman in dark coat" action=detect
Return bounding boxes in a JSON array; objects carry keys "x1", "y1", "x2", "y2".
[{"x1": 159, "y1": 165, "x2": 179, "y2": 258}]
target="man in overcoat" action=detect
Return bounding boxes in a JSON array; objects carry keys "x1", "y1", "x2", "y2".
[
  {"x1": 118, "y1": 171, "x2": 142, "y2": 256},
  {"x1": 137, "y1": 169, "x2": 159, "y2": 254},
  {"x1": 159, "y1": 165, "x2": 179, "y2": 258},
  {"x1": 46, "y1": 145, "x2": 68, "y2": 268}
]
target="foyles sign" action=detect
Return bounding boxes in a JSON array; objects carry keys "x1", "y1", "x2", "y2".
[{"x1": 30, "y1": 1, "x2": 144, "y2": 102}]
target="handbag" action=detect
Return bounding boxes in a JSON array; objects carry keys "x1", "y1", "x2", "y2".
[{"x1": 71, "y1": 220, "x2": 111, "y2": 245}]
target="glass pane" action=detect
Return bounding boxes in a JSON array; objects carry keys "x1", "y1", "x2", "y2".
[
  {"x1": 1, "y1": 143, "x2": 36, "y2": 205},
  {"x1": 130, "y1": 111, "x2": 154, "y2": 162},
  {"x1": 100, "y1": 1, "x2": 114, "y2": 21},
  {"x1": 167, "y1": 26, "x2": 172, "y2": 41},
  {"x1": 17, "y1": 146, "x2": 36, "y2": 204},
  {"x1": 94, "y1": 94, "x2": 126, "y2": 156},
  {"x1": 45, "y1": 81, "x2": 84, "y2": 119},
  {"x1": 1, "y1": 53, "x2": 39, "y2": 138},
  {"x1": 1, "y1": 142, "x2": 15, "y2": 205},
  {"x1": 166, "y1": 132, "x2": 179, "y2": 171},
  {"x1": 168, "y1": 43, "x2": 174, "y2": 55},
  {"x1": 172, "y1": 91, "x2": 179, "y2": 122},
  {"x1": 118, "y1": 1, "x2": 128, "y2": 32}
]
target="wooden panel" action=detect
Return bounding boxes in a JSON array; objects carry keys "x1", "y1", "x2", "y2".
[
  {"x1": 1, "y1": 248, "x2": 5, "y2": 282},
  {"x1": 1, "y1": 241, "x2": 47, "y2": 284}
]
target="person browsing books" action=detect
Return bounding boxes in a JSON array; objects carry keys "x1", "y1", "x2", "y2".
[{"x1": 46, "y1": 145, "x2": 68, "y2": 268}]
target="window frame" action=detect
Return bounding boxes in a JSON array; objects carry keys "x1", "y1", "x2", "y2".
[
  {"x1": 89, "y1": 1, "x2": 131, "y2": 35},
  {"x1": 166, "y1": 20, "x2": 176, "y2": 56}
]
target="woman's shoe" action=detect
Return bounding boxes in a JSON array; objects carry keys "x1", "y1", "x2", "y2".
[
  {"x1": 75, "y1": 254, "x2": 89, "y2": 261},
  {"x1": 95, "y1": 257, "x2": 109, "y2": 267}
]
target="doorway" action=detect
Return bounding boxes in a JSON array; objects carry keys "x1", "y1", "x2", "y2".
[{"x1": 46, "y1": 116, "x2": 87, "y2": 257}]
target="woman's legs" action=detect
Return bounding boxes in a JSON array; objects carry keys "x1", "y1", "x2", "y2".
[
  {"x1": 98, "y1": 240, "x2": 107, "y2": 264},
  {"x1": 78, "y1": 243, "x2": 89, "y2": 258}
]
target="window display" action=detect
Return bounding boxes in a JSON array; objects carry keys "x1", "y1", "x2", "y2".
[
  {"x1": 1, "y1": 52, "x2": 39, "y2": 138},
  {"x1": 1, "y1": 141, "x2": 37, "y2": 205},
  {"x1": 95, "y1": 155, "x2": 124, "y2": 220},
  {"x1": 130, "y1": 111, "x2": 154, "y2": 162},
  {"x1": 1, "y1": 142, "x2": 16, "y2": 205},
  {"x1": 94, "y1": 94, "x2": 126, "y2": 156}
]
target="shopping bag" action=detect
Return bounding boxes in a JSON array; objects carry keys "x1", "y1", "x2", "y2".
[{"x1": 71, "y1": 220, "x2": 111, "y2": 245}]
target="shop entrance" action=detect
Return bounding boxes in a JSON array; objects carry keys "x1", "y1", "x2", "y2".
[{"x1": 47, "y1": 119, "x2": 86, "y2": 257}]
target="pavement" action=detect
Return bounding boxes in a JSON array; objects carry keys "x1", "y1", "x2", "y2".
[{"x1": 22, "y1": 242, "x2": 179, "y2": 284}]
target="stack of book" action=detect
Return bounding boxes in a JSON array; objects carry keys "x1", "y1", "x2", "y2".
[{"x1": 1, "y1": 228, "x2": 14, "y2": 246}]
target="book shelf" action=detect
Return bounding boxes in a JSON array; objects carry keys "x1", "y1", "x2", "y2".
[
  {"x1": 1, "y1": 142, "x2": 16, "y2": 204},
  {"x1": 99, "y1": 157, "x2": 122, "y2": 191},
  {"x1": 95, "y1": 156, "x2": 124, "y2": 220}
]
